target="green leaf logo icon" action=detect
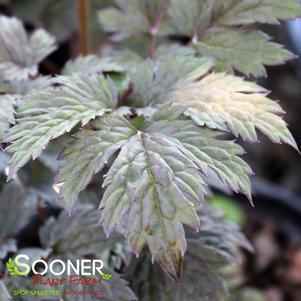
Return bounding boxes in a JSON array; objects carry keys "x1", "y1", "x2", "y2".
[
  {"x1": 6, "y1": 258, "x2": 23, "y2": 277},
  {"x1": 98, "y1": 270, "x2": 112, "y2": 280}
]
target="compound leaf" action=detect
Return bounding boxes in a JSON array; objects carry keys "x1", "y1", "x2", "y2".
[
  {"x1": 164, "y1": 0, "x2": 300, "y2": 76},
  {"x1": 5, "y1": 74, "x2": 118, "y2": 179},
  {"x1": 57, "y1": 113, "x2": 137, "y2": 209},
  {"x1": 194, "y1": 28, "x2": 295, "y2": 77},
  {"x1": 170, "y1": 72, "x2": 298, "y2": 149},
  {"x1": 143, "y1": 105, "x2": 253, "y2": 200},
  {"x1": 126, "y1": 205, "x2": 252, "y2": 301},
  {"x1": 100, "y1": 132, "x2": 201, "y2": 281},
  {"x1": 130, "y1": 56, "x2": 213, "y2": 107},
  {"x1": 0, "y1": 15, "x2": 56, "y2": 81}
]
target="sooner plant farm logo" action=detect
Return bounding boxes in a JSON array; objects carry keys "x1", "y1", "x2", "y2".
[
  {"x1": 6, "y1": 254, "x2": 112, "y2": 297},
  {"x1": 6, "y1": 254, "x2": 112, "y2": 279}
]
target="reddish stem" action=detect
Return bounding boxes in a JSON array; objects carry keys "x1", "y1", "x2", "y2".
[{"x1": 77, "y1": 0, "x2": 90, "y2": 55}]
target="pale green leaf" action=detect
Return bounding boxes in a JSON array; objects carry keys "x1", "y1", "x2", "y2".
[
  {"x1": 63, "y1": 55, "x2": 124, "y2": 75},
  {"x1": 0, "y1": 16, "x2": 57, "y2": 81},
  {"x1": 170, "y1": 72, "x2": 298, "y2": 149},
  {"x1": 130, "y1": 56, "x2": 213, "y2": 107},
  {"x1": 143, "y1": 105, "x2": 253, "y2": 200},
  {"x1": 164, "y1": 0, "x2": 300, "y2": 76},
  {"x1": 211, "y1": 0, "x2": 301, "y2": 26},
  {"x1": 166, "y1": 0, "x2": 301, "y2": 35},
  {"x1": 193, "y1": 28, "x2": 295, "y2": 77},
  {"x1": 5, "y1": 74, "x2": 118, "y2": 179}
]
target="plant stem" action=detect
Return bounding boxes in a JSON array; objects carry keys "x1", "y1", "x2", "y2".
[
  {"x1": 77, "y1": 0, "x2": 90, "y2": 55},
  {"x1": 148, "y1": 10, "x2": 164, "y2": 58}
]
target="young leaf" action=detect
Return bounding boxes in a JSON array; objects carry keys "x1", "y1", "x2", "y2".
[
  {"x1": 5, "y1": 74, "x2": 118, "y2": 179},
  {"x1": 209, "y1": 0, "x2": 301, "y2": 26},
  {"x1": 170, "y1": 73, "x2": 298, "y2": 149},
  {"x1": 0, "y1": 16, "x2": 57, "y2": 81}
]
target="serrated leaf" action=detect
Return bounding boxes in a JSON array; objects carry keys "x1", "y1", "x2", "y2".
[
  {"x1": 164, "y1": 0, "x2": 300, "y2": 76},
  {"x1": 126, "y1": 205, "x2": 251, "y2": 301},
  {"x1": 5, "y1": 74, "x2": 118, "y2": 179},
  {"x1": 130, "y1": 56, "x2": 213, "y2": 107},
  {"x1": 166, "y1": 0, "x2": 301, "y2": 36},
  {"x1": 100, "y1": 132, "x2": 201, "y2": 280},
  {"x1": 57, "y1": 113, "x2": 137, "y2": 208},
  {"x1": 209, "y1": 0, "x2": 301, "y2": 26},
  {"x1": 193, "y1": 28, "x2": 295, "y2": 77},
  {"x1": 170, "y1": 72, "x2": 298, "y2": 149},
  {"x1": 0, "y1": 16, "x2": 57, "y2": 81},
  {"x1": 58, "y1": 105, "x2": 253, "y2": 280},
  {"x1": 63, "y1": 55, "x2": 124, "y2": 75},
  {"x1": 143, "y1": 104, "x2": 253, "y2": 200}
]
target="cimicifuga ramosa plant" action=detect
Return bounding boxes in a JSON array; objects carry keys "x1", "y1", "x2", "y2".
[{"x1": 0, "y1": 1, "x2": 301, "y2": 300}]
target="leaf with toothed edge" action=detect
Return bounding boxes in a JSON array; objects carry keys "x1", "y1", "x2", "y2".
[
  {"x1": 169, "y1": 73, "x2": 298, "y2": 151},
  {"x1": 142, "y1": 104, "x2": 254, "y2": 203},
  {"x1": 0, "y1": 16, "x2": 57, "y2": 81},
  {"x1": 100, "y1": 132, "x2": 202, "y2": 281},
  {"x1": 126, "y1": 205, "x2": 253, "y2": 301},
  {"x1": 56, "y1": 113, "x2": 137, "y2": 209},
  {"x1": 5, "y1": 73, "x2": 118, "y2": 180},
  {"x1": 129, "y1": 56, "x2": 214, "y2": 107},
  {"x1": 56, "y1": 104, "x2": 253, "y2": 279},
  {"x1": 193, "y1": 28, "x2": 296, "y2": 77},
  {"x1": 164, "y1": 0, "x2": 301, "y2": 76},
  {"x1": 62, "y1": 54, "x2": 125, "y2": 75}
]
